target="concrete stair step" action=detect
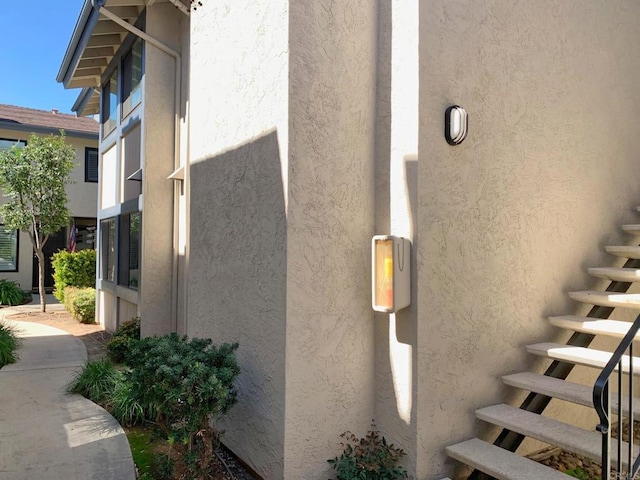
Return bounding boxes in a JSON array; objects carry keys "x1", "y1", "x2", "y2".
[
  {"x1": 476, "y1": 404, "x2": 638, "y2": 466},
  {"x1": 588, "y1": 267, "x2": 640, "y2": 282},
  {"x1": 568, "y1": 290, "x2": 640, "y2": 309},
  {"x1": 445, "y1": 438, "x2": 572, "y2": 480},
  {"x1": 549, "y1": 315, "x2": 636, "y2": 339},
  {"x1": 622, "y1": 224, "x2": 640, "y2": 235},
  {"x1": 502, "y1": 371, "x2": 640, "y2": 417},
  {"x1": 606, "y1": 246, "x2": 640, "y2": 259},
  {"x1": 526, "y1": 342, "x2": 640, "y2": 374}
]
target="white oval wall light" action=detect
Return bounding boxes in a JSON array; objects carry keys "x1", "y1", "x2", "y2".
[{"x1": 445, "y1": 105, "x2": 468, "y2": 145}]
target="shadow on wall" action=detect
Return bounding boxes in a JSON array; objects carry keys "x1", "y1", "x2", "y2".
[{"x1": 188, "y1": 129, "x2": 287, "y2": 479}]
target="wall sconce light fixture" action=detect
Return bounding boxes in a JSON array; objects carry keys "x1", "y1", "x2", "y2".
[{"x1": 445, "y1": 105, "x2": 468, "y2": 145}]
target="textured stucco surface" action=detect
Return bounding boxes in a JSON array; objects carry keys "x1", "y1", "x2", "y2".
[
  {"x1": 373, "y1": 0, "x2": 419, "y2": 474},
  {"x1": 285, "y1": 1, "x2": 377, "y2": 477},
  {"x1": 417, "y1": 2, "x2": 640, "y2": 478},
  {"x1": 188, "y1": 1, "x2": 289, "y2": 477},
  {"x1": 139, "y1": 4, "x2": 181, "y2": 336}
]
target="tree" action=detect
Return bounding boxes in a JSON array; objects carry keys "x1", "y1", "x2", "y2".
[{"x1": 0, "y1": 132, "x2": 76, "y2": 312}]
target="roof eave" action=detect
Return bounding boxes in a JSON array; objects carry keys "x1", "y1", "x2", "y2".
[
  {"x1": 0, "y1": 121, "x2": 99, "y2": 141},
  {"x1": 57, "y1": 0, "x2": 105, "y2": 87}
]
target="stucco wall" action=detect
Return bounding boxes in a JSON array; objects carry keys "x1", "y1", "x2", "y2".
[
  {"x1": 139, "y1": 4, "x2": 181, "y2": 336},
  {"x1": 416, "y1": 2, "x2": 640, "y2": 478},
  {"x1": 285, "y1": 1, "x2": 377, "y2": 477},
  {"x1": 188, "y1": 1, "x2": 289, "y2": 477}
]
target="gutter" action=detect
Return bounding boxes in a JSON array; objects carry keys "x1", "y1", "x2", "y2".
[
  {"x1": 57, "y1": 0, "x2": 103, "y2": 87},
  {"x1": 95, "y1": 2, "x2": 184, "y2": 332},
  {"x1": 72, "y1": 87, "x2": 98, "y2": 116},
  {"x1": 0, "y1": 121, "x2": 99, "y2": 141}
]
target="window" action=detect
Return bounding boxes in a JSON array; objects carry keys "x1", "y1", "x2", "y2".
[
  {"x1": 118, "y1": 212, "x2": 140, "y2": 289},
  {"x1": 0, "y1": 138, "x2": 26, "y2": 151},
  {"x1": 122, "y1": 38, "x2": 143, "y2": 118},
  {"x1": 0, "y1": 226, "x2": 18, "y2": 272},
  {"x1": 101, "y1": 69, "x2": 118, "y2": 135},
  {"x1": 100, "y1": 218, "x2": 116, "y2": 282},
  {"x1": 85, "y1": 147, "x2": 98, "y2": 183}
]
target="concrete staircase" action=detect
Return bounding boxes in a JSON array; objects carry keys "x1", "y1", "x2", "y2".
[{"x1": 443, "y1": 219, "x2": 640, "y2": 479}]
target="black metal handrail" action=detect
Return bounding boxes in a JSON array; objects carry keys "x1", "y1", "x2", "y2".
[{"x1": 593, "y1": 312, "x2": 640, "y2": 480}]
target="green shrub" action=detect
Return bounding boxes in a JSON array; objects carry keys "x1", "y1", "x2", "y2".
[
  {"x1": 328, "y1": 424, "x2": 409, "y2": 480},
  {"x1": 0, "y1": 279, "x2": 25, "y2": 306},
  {"x1": 66, "y1": 359, "x2": 123, "y2": 404},
  {"x1": 0, "y1": 321, "x2": 21, "y2": 367},
  {"x1": 127, "y1": 334, "x2": 240, "y2": 477},
  {"x1": 107, "y1": 317, "x2": 141, "y2": 364},
  {"x1": 109, "y1": 376, "x2": 155, "y2": 427},
  {"x1": 52, "y1": 249, "x2": 96, "y2": 302},
  {"x1": 63, "y1": 286, "x2": 96, "y2": 323}
]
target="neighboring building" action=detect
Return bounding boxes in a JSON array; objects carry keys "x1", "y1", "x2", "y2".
[
  {"x1": 58, "y1": 1, "x2": 640, "y2": 479},
  {"x1": 0, "y1": 104, "x2": 99, "y2": 292}
]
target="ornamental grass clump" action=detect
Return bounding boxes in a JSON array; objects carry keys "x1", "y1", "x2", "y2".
[
  {"x1": 0, "y1": 279, "x2": 26, "y2": 306},
  {"x1": 0, "y1": 321, "x2": 21, "y2": 368}
]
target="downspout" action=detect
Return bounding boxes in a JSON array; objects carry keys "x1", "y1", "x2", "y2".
[{"x1": 94, "y1": 1, "x2": 183, "y2": 332}]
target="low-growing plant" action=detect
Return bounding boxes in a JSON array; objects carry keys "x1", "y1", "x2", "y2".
[
  {"x1": 127, "y1": 334, "x2": 240, "y2": 478},
  {"x1": 565, "y1": 468, "x2": 590, "y2": 480},
  {"x1": 0, "y1": 321, "x2": 21, "y2": 367},
  {"x1": 0, "y1": 279, "x2": 25, "y2": 306},
  {"x1": 110, "y1": 376, "x2": 154, "y2": 427},
  {"x1": 66, "y1": 359, "x2": 123, "y2": 404},
  {"x1": 328, "y1": 423, "x2": 409, "y2": 480},
  {"x1": 107, "y1": 317, "x2": 140, "y2": 364},
  {"x1": 63, "y1": 286, "x2": 96, "y2": 323}
]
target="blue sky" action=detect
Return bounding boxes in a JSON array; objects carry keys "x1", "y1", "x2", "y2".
[{"x1": 1, "y1": 0, "x2": 86, "y2": 114}]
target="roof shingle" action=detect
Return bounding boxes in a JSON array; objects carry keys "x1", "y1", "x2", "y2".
[{"x1": 0, "y1": 104, "x2": 99, "y2": 136}]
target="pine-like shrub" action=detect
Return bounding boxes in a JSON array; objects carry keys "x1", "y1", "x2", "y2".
[
  {"x1": 127, "y1": 334, "x2": 241, "y2": 477},
  {"x1": 52, "y1": 249, "x2": 96, "y2": 302}
]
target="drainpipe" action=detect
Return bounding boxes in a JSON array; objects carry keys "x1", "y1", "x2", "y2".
[{"x1": 94, "y1": 0, "x2": 183, "y2": 332}]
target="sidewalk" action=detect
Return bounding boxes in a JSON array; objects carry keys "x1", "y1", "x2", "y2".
[{"x1": 0, "y1": 320, "x2": 135, "y2": 480}]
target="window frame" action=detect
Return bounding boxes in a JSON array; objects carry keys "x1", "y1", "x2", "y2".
[
  {"x1": 0, "y1": 225, "x2": 19, "y2": 273},
  {"x1": 0, "y1": 138, "x2": 26, "y2": 151},
  {"x1": 85, "y1": 147, "x2": 99, "y2": 183},
  {"x1": 118, "y1": 211, "x2": 140, "y2": 290},
  {"x1": 100, "y1": 218, "x2": 116, "y2": 283}
]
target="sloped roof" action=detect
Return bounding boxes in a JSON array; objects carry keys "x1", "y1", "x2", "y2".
[{"x1": 0, "y1": 104, "x2": 99, "y2": 138}]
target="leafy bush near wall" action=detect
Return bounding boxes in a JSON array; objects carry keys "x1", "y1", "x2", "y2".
[
  {"x1": 64, "y1": 287, "x2": 96, "y2": 323},
  {"x1": 0, "y1": 279, "x2": 26, "y2": 306},
  {"x1": 52, "y1": 249, "x2": 96, "y2": 302},
  {"x1": 328, "y1": 424, "x2": 409, "y2": 480},
  {"x1": 127, "y1": 334, "x2": 240, "y2": 477},
  {"x1": 68, "y1": 332, "x2": 241, "y2": 479},
  {"x1": 107, "y1": 317, "x2": 141, "y2": 364},
  {"x1": 0, "y1": 321, "x2": 21, "y2": 368}
]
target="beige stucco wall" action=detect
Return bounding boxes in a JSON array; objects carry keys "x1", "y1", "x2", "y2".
[
  {"x1": 0, "y1": 128, "x2": 98, "y2": 290},
  {"x1": 188, "y1": 1, "x2": 289, "y2": 478},
  {"x1": 139, "y1": 4, "x2": 182, "y2": 336},
  {"x1": 285, "y1": 0, "x2": 377, "y2": 478},
  {"x1": 188, "y1": 1, "x2": 376, "y2": 478},
  {"x1": 416, "y1": 2, "x2": 640, "y2": 478}
]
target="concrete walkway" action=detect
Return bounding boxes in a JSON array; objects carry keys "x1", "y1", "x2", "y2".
[{"x1": 0, "y1": 320, "x2": 135, "y2": 480}]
